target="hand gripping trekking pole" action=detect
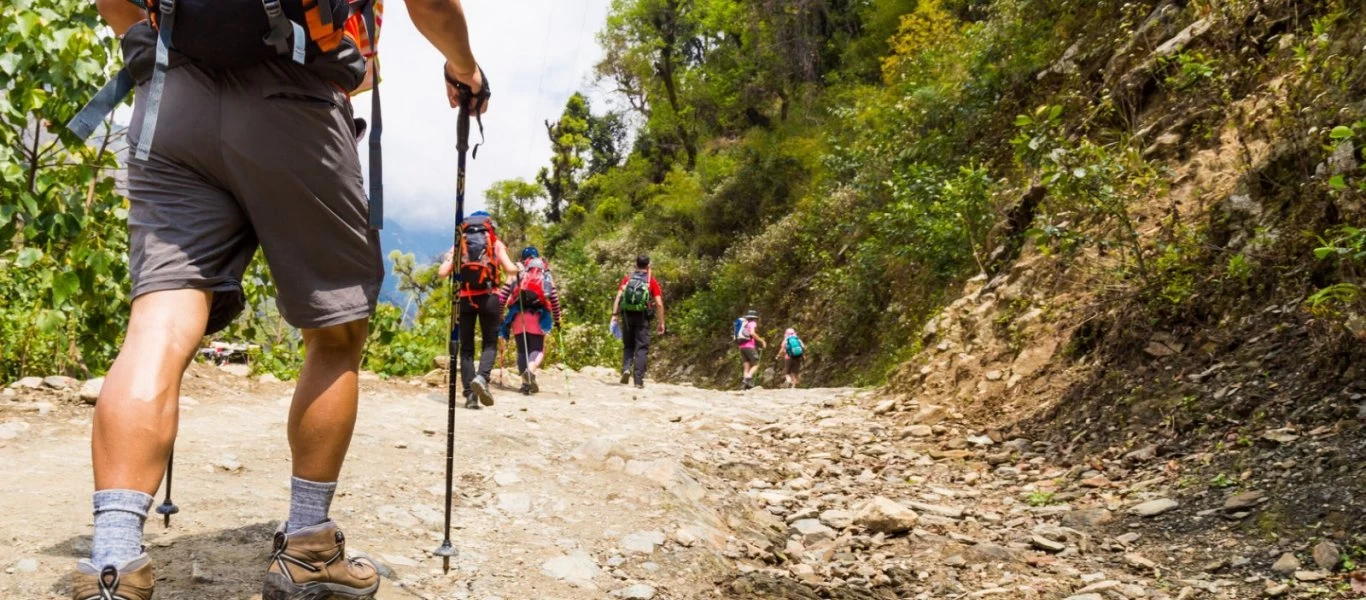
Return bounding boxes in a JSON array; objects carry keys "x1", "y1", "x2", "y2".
[{"x1": 435, "y1": 65, "x2": 490, "y2": 574}]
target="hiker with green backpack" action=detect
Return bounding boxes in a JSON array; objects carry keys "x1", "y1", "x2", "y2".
[
  {"x1": 611, "y1": 255, "x2": 666, "y2": 389},
  {"x1": 734, "y1": 310, "x2": 766, "y2": 390},
  {"x1": 68, "y1": 0, "x2": 488, "y2": 598},
  {"x1": 779, "y1": 328, "x2": 807, "y2": 388}
]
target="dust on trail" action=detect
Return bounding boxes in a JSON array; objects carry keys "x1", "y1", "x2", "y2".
[{"x1": 0, "y1": 363, "x2": 852, "y2": 599}]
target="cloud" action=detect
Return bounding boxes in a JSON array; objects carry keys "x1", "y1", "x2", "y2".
[{"x1": 353, "y1": 0, "x2": 613, "y2": 232}]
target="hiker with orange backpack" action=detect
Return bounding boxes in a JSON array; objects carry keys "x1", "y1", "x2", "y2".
[
  {"x1": 69, "y1": 0, "x2": 488, "y2": 598},
  {"x1": 439, "y1": 211, "x2": 521, "y2": 410},
  {"x1": 497, "y1": 247, "x2": 563, "y2": 395}
]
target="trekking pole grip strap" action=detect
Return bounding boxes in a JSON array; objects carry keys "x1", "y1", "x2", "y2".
[{"x1": 443, "y1": 64, "x2": 491, "y2": 111}]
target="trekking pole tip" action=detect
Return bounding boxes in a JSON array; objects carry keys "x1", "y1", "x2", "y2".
[
  {"x1": 156, "y1": 501, "x2": 179, "y2": 528},
  {"x1": 434, "y1": 539, "x2": 457, "y2": 572}
]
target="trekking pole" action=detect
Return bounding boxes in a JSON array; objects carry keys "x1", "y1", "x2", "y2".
[
  {"x1": 495, "y1": 338, "x2": 506, "y2": 388},
  {"x1": 435, "y1": 67, "x2": 488, "y2": 574},
  {"x1": 156, "y1": 450, "x2": 179, "y2": 527},
  {"x1": 555, "y1": 326, "x2": 572, "y2": 403}
]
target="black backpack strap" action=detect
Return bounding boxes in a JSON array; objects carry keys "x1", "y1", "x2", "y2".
[
  {"x1": 363, "y1": 0, "x2": 383, "y2": 230},
  {"x1": 444, "y1": 65, "x2": 490, "y2": 158}
]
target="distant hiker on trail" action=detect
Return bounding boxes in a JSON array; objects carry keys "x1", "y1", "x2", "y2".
[
  {"x1": 498, "y1": 246, "x2": 563, "y2": 395},
  {"x1": 611, "y1": 255, "x2": 665, "y2": 389},
  {"x1": 439, "y1": 211, "x2": 521, "y2": 410},
  {"x1": 735, "y1": 310, "x2": 767, "y2": 390},
  {"x1": 74, "y1": 0, "x2": 487, "y2": 597},
  {"x1": 779, "y1": 328, "x2": 807, "y2": 388}
]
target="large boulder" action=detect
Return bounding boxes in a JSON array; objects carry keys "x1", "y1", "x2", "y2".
[{"x1": 854, "y1": 496, "x2": 919, "y2": 534}]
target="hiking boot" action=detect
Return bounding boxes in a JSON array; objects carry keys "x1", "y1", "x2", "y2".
[
  {"x1": 263, "y1": 521, "x2": 379, "y2": 600},
  {"x1": 634, "y1": 382, "x2": 645, "y2": 390},
  {"x1": 519, "y1": 383, "x2": 531, "y2": 395},
  {"x1": 464, "y1": 396, "x2": 481, "y2": 410},
  {"x1": 471, "y1": 375, "x2": 494, "y2": 406},
  {"x1": 620, "y1": 370, "x2": 631, "y2": 385},
  {"x1": 71, "y1": 554, "x2": 154, "y2": 600},
  {"x1": 526, "y1": 372, "x2": 539, "y2": 394}
]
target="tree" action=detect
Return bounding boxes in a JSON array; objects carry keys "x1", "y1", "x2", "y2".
[
  {"x1": 0, "y1": 0, "x2": 129, "y2": 379},
  {"x1": 485, "y1": 178, "x2": 544, "y2": 243},
  {"x1": 537, "y1": 93, "x2": 592, "y2": 222},
  {"x1": 596, "y1": 0, "x2": 704, "y2": 170},
  {"x1": 587, "y1": 110, "x2": 628, "y2": 177}
]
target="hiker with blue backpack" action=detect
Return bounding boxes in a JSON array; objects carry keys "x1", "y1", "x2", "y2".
[
  {"x1": 735, "y1": 310, "x2": 767, "y2": 390},
  {"x1": 779, "y1": 328, "x2": 807, "y2": 388}
]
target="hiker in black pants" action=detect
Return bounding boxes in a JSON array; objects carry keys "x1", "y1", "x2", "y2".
[
  {"x1": 439, "y1": 211, "x2": 521, "y2": 409},
  {"x1": 611, "y1": 255, "x2": 666, "y2": 389}
]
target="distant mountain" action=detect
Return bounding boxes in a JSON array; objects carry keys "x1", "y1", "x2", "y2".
[{"x1": 379, "y1": 221, "x2": 453, "y2": 306}]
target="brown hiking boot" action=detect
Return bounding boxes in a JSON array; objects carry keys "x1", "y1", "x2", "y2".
[
  {"x1": 262, "y1": 521, "x2": 379, "y2": 600},
  {"x1": 71, "y1": 554, "x2": 154, "y2": 600}
]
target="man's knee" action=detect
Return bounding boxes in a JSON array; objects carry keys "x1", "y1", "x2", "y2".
[{"x1": 302, "y1": 319, "x2": 369, "y2": 355}]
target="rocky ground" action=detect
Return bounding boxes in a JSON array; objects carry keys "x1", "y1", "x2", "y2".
[{"x1": 2, "y1": 362, "x2": 1364, "y2": 599}]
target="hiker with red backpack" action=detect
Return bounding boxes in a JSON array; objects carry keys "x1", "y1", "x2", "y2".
[
  {"x1": 438, "y1": 211, "x2": 521, "y2": 410},
  {"x1": 611, "y1": 255, "x2": 666, "y2": 389},
  {"x1": 69, "y1": 0, "x2": 487, "y2": 597},
  {"x1": 497, "y1": 247, "x2": 563, "y2": 395}
]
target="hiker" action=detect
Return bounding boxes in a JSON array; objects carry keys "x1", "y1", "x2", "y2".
[
  {"x1": 438, "y1": 211, "x2": 521, "y2": 410},
  {"x1": 498, "y1": 246, "x2": 562, "y2": 395},
  {"x1": 779, "y1": 328, "x2": 807, "y2": 388},
  {"x1": 735, "y1": 310, "x2": 767, "y2": 389},
  {"x1": 611, "y1": 255, "x2": 666, "y2": 389},
  {"x1": 76, "y1": 0, "x2": 487, "y2": 598}
]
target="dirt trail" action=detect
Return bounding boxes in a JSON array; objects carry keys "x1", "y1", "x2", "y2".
[
  {"x1": 3, "y1": 363, "x2": 1359, "y2": 599},
  {"x1": 0, "y1": 364, "x2": 853, "y2": 599}
]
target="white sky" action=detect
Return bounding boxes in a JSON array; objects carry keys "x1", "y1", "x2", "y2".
[{"x1": 353, "y1": 0, "x2": 614, "y2": 232}]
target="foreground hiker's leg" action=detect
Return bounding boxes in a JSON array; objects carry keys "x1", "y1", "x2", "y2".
[
  {"x1": 288, "y1": 319, "x2": 368, "y2": 486},
  {"x1": 91, "y1": 289, "x2": 211, "y2": 567}
]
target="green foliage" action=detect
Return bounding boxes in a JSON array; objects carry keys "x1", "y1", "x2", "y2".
[
  {"x1": 1307, "y1": 226, "x2": 1366, "y2": 317},
  {"x1": 1014, "y1": 105, "x2": 1157, "y2": 281},
  {"x1": 1025, "y1": 491, "x2": 1057, "y2": 507},
  {"x1": 538, "y1": 93, "x2": 592, "y2": 222},
  {"x1": 0, "y1": 0, "x2": 128, "y2": 381}
]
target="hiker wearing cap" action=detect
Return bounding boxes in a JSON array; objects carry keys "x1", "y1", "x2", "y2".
[
  {"x1": 438, "y1": 211, "x2": 521, "y2": 409},
  {"x1": 611, "y1": 255, "x2": 666, "y2": 389},
  {"x1": 77, "y1": 0, "x2": 487, "y2": 597},
  {"x1": 497, "y1": 247, "x2": 562, "y2": 395},
  {"x1": 735, "y1": 310, "x2": 767, "y2": 390},
  {"x1": 779, "y1": 328, "x2": 807, "y2": 388}
]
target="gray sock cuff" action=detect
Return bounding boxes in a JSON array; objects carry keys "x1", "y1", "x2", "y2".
[
  {"x1": 291, "y1": 477, "x2": 338, "y2": 491},
  {"x1": 93, "y1": 489, "x2": 155, "y2": 518}
]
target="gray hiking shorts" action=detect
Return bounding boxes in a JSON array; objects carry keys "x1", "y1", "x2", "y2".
[{"x1": 122, "y1": 23, "x2": 382, "y2": 335}]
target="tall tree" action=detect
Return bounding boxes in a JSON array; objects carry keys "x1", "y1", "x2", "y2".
[
  {"x1": 596, "y1": 0, "x2": 704, "y2": 170},
  {"x1": 484, "y1": 178, "x2": 544, "y2": 243},
  {"x1": 537, "y1": 93, "x2": 592, "y2": 223},
  {"x1": 586, "y1": 110, "x2": 628, "y2": 177}
]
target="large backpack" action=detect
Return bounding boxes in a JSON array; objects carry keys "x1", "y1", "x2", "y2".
[
  {"x1": 734, "y1": 318, "x2": 752, "y2": 342},
  {"x1": 458, "y1": 215, "x2": 500, "y2": 297},
  {"x1": 621, "y1": 271, "x2": 652, "y2": 313},
  {"x1": 509, "y1": 259, "x2": 550, "y2": 310},
  {"x1": 786, "y1": 335, "x2": 804, "y2": 357},
  {"x1": 68, "y1": 0, "x2": 393, "y2": 227}
]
